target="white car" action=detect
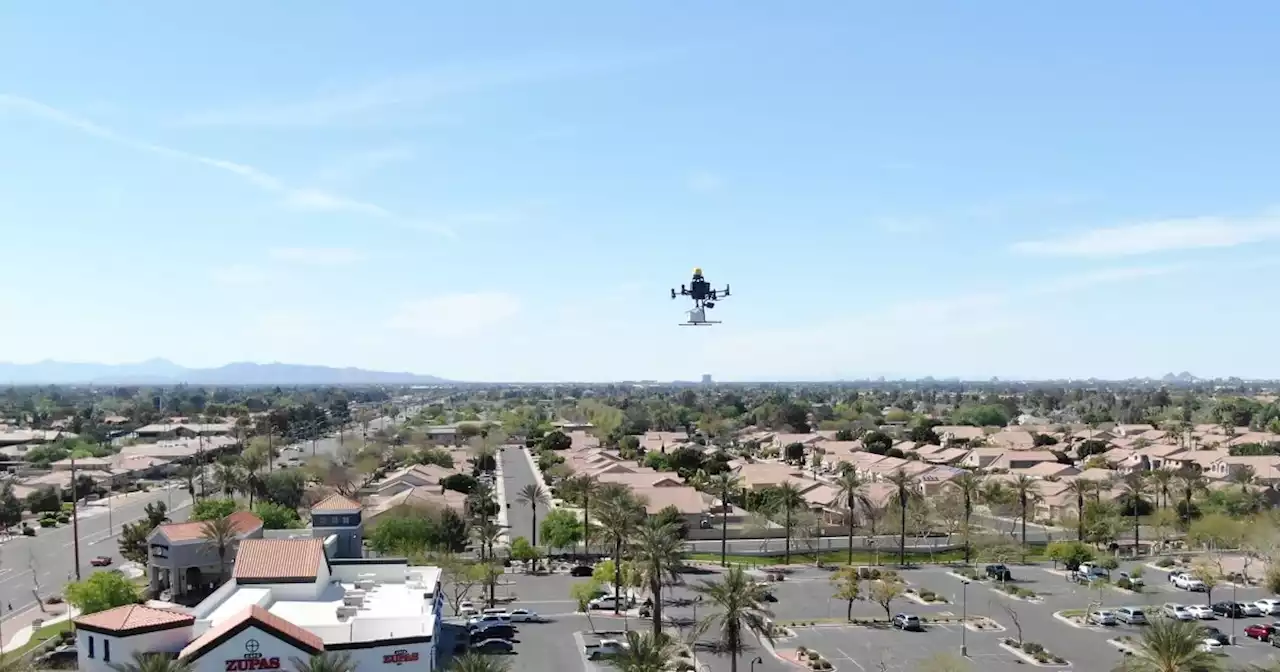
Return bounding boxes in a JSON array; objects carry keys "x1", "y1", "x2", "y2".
[
  {"x1": 1089, "y1": 610, "x2": 1117, "y2": 626},
  {"x1": 1198, "y1": 638, "x2": 1224, "y2": 653},
  {"x1": 588, "y1": 595, "x2": 628, "y2": 610},
  {"x1": 1173, "y1": 574, "x2": 1207, "y2": 591},
  {"x1": 1242, "y1": 603, "x2": 1264, "y2": 617},
  {"x1": 1186, "y1": 604, "x2": 1215, "y2": 620},
  {"x1": 1256, "y1": 599, "x2": 1280, "y2": 616},
  {"x1": 508, "y1": 608, "x2": 540, "y2": 622},
  {"x1": 468, "y1": 613, "x2": 511, "y2": 627},
  {"x1": 1163, "y1": 603, "x2": 1195, "y2": 621}
]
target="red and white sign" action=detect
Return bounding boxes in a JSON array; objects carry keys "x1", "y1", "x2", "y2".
[
  {"x1": 225, "y1": 639, "x2": 281, "y2": 671},
  {"x1": 382, "y1": 650, "x2": 420, "y2": 665}
]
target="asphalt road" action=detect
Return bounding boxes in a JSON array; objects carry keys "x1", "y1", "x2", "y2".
[
  {"x1": 0, "y1": 485, "x2": 193, "y2": 633},
  {"x1": 500, "y1": 446, "x2": 540, "y2": 544},
  {"x1": 274, "y1": 409, "x2": 420, "y2": 467}
]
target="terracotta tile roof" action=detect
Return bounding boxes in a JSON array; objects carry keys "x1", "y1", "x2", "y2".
[
  {"x1": 75, "y1": 604, "x2": 194, "y2": 635},
  {"x1": 311, "y1": 493, "x2": 361, "y2": 511},
  {"x1": 153, "y1": 511, "x2": 263, "y2": 543},
  {"x1": 179, "y1": 605, "x2": 323, "y2": 661},
  {"x1": 234, "y1": 538, "x2": 326, "y2": 582}
]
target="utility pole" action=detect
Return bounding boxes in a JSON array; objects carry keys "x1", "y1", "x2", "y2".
[{"x1": 71, "y1": 454, "x2": 82, "y2": 582}]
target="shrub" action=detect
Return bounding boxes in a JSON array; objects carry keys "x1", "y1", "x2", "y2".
[
  {"x1": 806, "y1": 651, "x2": 819, "y2": 661},
  {"x1": 22, "y1": 527, "x2": 35, "y2": 536},
  {"x1": 1023, "y1": 642, "x2": 1045, "y2": 654},
  {"x1": 39, "y1": 516, "x2": 57, "y2": 527},
  {"x1": 1156, "y1": 557, "x2": 1175, "y2": 568},
  {"x1": 1116, "y1": 577, "x2": 1133, "y2": 590}
]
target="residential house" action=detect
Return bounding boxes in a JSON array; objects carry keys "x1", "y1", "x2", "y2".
[
  {"x1": 986, "y1": 430, "x2": 1036, "y2": 450},
  {"x1": 734, "y1": 463, "x2": 806, "y2": 490},
  {"x1": 134, "y1": 423, "x2": 235, "y2": 440},
  {"x1": 958, "y1": 448, "x2": 1006, "y2": 470},
  {"x1": 1013, "y1": 461, "x2": 1080, "y2": 480},
  {"x1": 1207, "y1": 456, "x2": 1280, "y2": 484},
  {"x1": 989, "y1": 451, "x2": 1061, "y2": 471},
  {"x1": 934, "y1": 426, "x2": 986, "y2": 446}
]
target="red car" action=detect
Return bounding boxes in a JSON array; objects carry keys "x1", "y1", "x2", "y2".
[
  {"x1": 1245, "y1": 623, "x2": 1277, "y2": 641},
  {"x1": 90, "y1": 556, "x2": 113, "y2": 567}
]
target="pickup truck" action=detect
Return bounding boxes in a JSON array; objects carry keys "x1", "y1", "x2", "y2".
[
  {"x1": 1172, "y1": 573, "x2": 1206, "y2": 591},
  {"x1": 584, "y1": 639, "x2": 631, "y2": 660}
]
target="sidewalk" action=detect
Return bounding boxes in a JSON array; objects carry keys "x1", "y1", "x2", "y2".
[{"x1": 1, "y1": 604, "x2": 79, "y2": 654}]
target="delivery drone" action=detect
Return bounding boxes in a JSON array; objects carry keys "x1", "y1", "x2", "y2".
[{"x1": 671, "y1": 267, "x2": 731, "y2": 326}]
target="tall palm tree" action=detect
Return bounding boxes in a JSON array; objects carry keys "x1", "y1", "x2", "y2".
[
  {"x1": 1124, "y1": 616, "x2": 1223, "y2": 672},
  {"x1": 448, "y1": 654, "x2": 511, "y2": 672},
  {"x1": 200, "y1": 515, "x2": 240, "y2": 585},
  {"x1": 516, "y1": 483, "x2": 550, "y2": 547},
  {"x1": 1010, "y1": 475, "x2": 1040, "y2": 562},
  {"x1": 1176, "y1": 469, "x2": 1207, "y2": 529},
  {"x1": 1148, "y1": 469, "x2": 1174, "y2": 510},
  {"x1": 289, "y1": 653, "x2": 357, "y2": 672},
  {"x1": 692, "y1": 566, "x2": 774, "y2": 672},
  {"x1": 768, "y1": 481, "x2": 806, "y2": 564},
  {"x1": 213, "y1": 462, "x2": 243, "y2": 498},
  {"x1": 1229, "y1": 465, "x2": 1257, "y2": 494},
  {"x1": 885, "y1": 468, "x2": 918, "y2": 566},
  {"x1": 595, "y1": 484, "x2": 645, "y2": 615},
  {"x1": 564, "y1": 474, "x2": 601, "y2": 557},
  {"x1": 605, "y1": 630, "x2": 678, "y2": 672},
  {"x1": 109, "y1": 652, "x2": 193, "y2": 672},
  {"x1": 708, "y1": 471, "x2": 741, "y2": 567},
  {"x1": 238, "y1": 451, "x2": 265, "y2": 508},
  {"x1": 1119, "y1": 472, "x2": 1147, "y2": 556},
  {"x1": 833, "y1": 470, "x2": 872, "y2": 565},
  {"x1": 950, "y1": 471, "x2": 983, "y2": 564},
  {"x1": 632, "y1": 517, "x2": 684, "y2": 638},
  {"x1": 1063, "y1": 479, "x2": 1094, "y2": 542}
]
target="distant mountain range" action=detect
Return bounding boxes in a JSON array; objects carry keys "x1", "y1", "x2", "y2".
[{"x1": 0, "y1": 359, "x2": 450, "y2": 385}]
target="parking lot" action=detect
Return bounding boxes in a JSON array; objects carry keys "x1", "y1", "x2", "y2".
[{"x1": 439, "y1": 560, "x2": 1280, "y2": 671}]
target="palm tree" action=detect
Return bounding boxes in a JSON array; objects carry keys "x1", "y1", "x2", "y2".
[
  {"x1": 768, "y1": 481, "x2": 806, "y2": 564},
  {"x1": 1010, "y1": 475, "x2": 1040, "y2": 562},
  {"x1": 1148, "y1": 469, "x2": 1174, "y2": 510},
  {"x1": 1063, "y1": 479, "x2": 1094, "y2": 542},
  {"x1": 109, "y1": 652, "x2": 193, "y2": 672},
  {"x1": 239, "y1": 450, "x2": 266, "y2": 508},
  {"x1": 885, "y1": 468, "x2": 918, "y2": 566},
  {"x1": 632, "y1": 517, "x2": 684, "y2": 638},
  {"x1": 563, "y1": 474, "x2": 601, "y2": 557},
  {"x1": 213, "y1": 462, "x2": 243, "y2": 498},
  {"x1": 289, "y1": 653, "x2": 357, "y2": 672},
  {"x1": 1229, "y1": 465, "x2": 1257, "y2": 494},
  {"x1": 516, "y1": 483, "x2": 550, "y2": 547},
  {"x1": 692, "y1": 566, "x2": 774, "y2": 672},
  {"x1": 1119, "y1": 472, "x2": 1147, "y2": 556},
  {"x1": 708, "y1": 471, "x2": 741, "y2": 567},
  {"x1": 950, "y1": 471, "x2": 983, "y2": 564},
  {"x1": 595, "y1": 484, "x2": 645, "y2": 615},
  {"x1": 605, "y1": 630, "x2": 678, "y2": 672},
  {"x1": 200, "y1": 515, "x2": 240, "y2": 585},
  {"x1": 833, "y1": 470, "x2": 872, "y2": 565},
  {"x1": 1124, "y1": 616, "x2": 1223, "y2": 672},
  {"x1": 448, "y1": 654, "x2": 510, "y2": 672},
  {"x1": 1176, "y1": 469, "x2": 1207, "y2": 529}
]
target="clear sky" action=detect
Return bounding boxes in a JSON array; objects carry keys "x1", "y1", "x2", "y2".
[{"x1": 3, "y1": 3, "x2": 1280, "y2": 382}]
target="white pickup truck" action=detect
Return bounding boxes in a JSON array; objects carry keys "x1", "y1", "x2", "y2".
[
  {"x1": 1171, "y1": 573, "x2": 1206, "y2": 591},
  {"x1": 584, "y1": 639, "x2": 631, "y2": 660}
]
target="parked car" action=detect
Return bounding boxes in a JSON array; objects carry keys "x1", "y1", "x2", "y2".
[
  {"x1": 1245, "y1": 623, "x2": 1278, "y2": 641},
  {"x1": 892, "y1": 614, "x2": 922, "y2": 631},
  {"x1": 1212, "y1": 602, "x2": 1249, "y2": 618},
  {"x1": 588, "y1": 595, "x2": 629, "y2": 610},
  {"x1": 1256, "y1": 599, "x2": 1280, "y2": 616},
  {"x1": 1117, "y1": 571, "x2": 1144, "y2": 587},
  {"x1": 1089, "y1": 610, "x2": 1117, "y2": 626},
  {"x1": 584, "y1": 639, "x2": 631, "y2": 660},
  {"x1": 1162, "y1": 603, "x2": 1196, "y2": 621},
  {"x1": 985, "y1": 564, "x2": 1012, "y2": 581},
  {"x1": 472, "y1": 639, "x2": 515, "y2": 655},
  {"x1": 1186, "y1": 604, "x2": 1215, "y2": 620},
  {"x1": 1199, "y1": 638, "x2": 1224, "y2": 653},
  {"x1": 1201, "y1": 626, "x2": 1229, "y2": 645},
  {"x1": 468, "y1": 613, "x2": 512, "y2": 628},
  {"x1": 1242, "y1": 602, "x2": 1265, "y2": 617},
  {"x1": 89, "y1": 556, "x2": 113, "y2": 567},
  {"x1": 1173, "y1": 574, "x2": 1207, "y2": 591},
  {"x1": 570, "y1": 565, "x2": 595, "y2": 577},
  {"x1": 1115, "y1": 607, "x2": 1148, "y2": 625},
  {"x1": 508, "y1": 609, "x2": 541, "y2": 623},
  {"x1": 470, "y1": 625, "x2": 515, "y2": 642}
]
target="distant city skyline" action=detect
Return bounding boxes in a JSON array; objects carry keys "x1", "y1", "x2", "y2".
[{"x1": 5, "y1": 4, "x2": 1280, "y2": 380}]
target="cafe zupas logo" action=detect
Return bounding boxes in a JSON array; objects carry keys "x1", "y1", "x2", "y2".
[
  {"x1": 225, "y1": 640, "x2": 281, "y2": 671},
  {"x1": 383, "y1": 649, "x2": 420, "y2": 665}
]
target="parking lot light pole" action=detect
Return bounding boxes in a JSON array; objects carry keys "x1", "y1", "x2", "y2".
[
  {"x1": 750, "y1": 656, "x2": 763, "y2": 672},
  {"x1": 1231, "y1": 583, "x2": 1238, "y2": 645},
  {"x1": 960, "y1": 579, "x2": 969, "y2": 657}
]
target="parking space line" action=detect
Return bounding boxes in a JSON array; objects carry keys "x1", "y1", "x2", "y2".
[{"x1": 834, "y1": 649, "x2": 863, "y2": 672}]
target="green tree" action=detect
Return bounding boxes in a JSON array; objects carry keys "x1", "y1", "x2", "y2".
[
  {"x1": 709, "y1": 471, "x2": 740, "y2": 567},
  {"x1": 509, "y1": 536, "x2": 541, "y2": 571},
  {"x1": 1125, "y1": 616, "x2": 1223, "y2": 672},
  {"x1": 830, "y1": 566, "x2": 862, "y2": 620},
  {"x1": 66, "y1": 570, "x2": 141, "y2": 615},
  {"x1": 516, "y1": 483, "x2": 551, "y2": 546},
  {"x1": 118, "y1": 520, "x2": 153, "y2": 565},
  {"x1": 1045, "y1": 541, "x2": 1095, "y2": 571},
  {"x1": 540, "y1": 508, "x2": 585, "y2": 551},
  {"x1": 0, "y1": 483, "x2": 22, "y2": 530},
  {"x1": 190, "y1": 497, "x2": 239, "y2": 522},
  {"x1": 108, "y1": 652, "x2": 193, "y2": 672},
  {"x1": 560, "y1": 474, "x2": 601, "y2": 555},
  {"x1": 253, "y1": 501, "x2": 303, "y2": 529},
  {"x1": 766, "y1": 481, "x2": 805, "y2": 564},
  {"x1": 868, "y1": 577, "x2": 904, "y2": 621},
  {"x1": 596, "y1": 484, "x2": 646, "y2": 614},
  {"x1": 633, "y1": 518, "x2": 684, "y2": 638},
  {"x1": 571, "y1": 580, "x2": 602, "y2": 632},
  {"x1": 24, "y1": 486, "x2": 61, "y2": 514},
  {"x1": 885, "y1": 468, "x2": 918, "y2": 566},
  {"x1": 447, "y1": 654, "x2": 510, "y2": 672},
  {"x1": 693, "y1": 566, "x2": 774, "y2": 672},
  {"x1": 539, "y1": 430, "x2": 572, "y2": 452},
  {"x1": 606, "y1": 630, "x2": 677, "y2": 672},
  {"x1": 1010, "y1": 474, "x2": 1040, "y2": 561},
  {"x1": 950, "y1": 470, "x2": 983, "y2": 563},
  {"x1": 144, "y1": 502, "x2": 169, "y2": 528},
  {"x1": 411, "y1": 447, "x2": 454, "y2": 468},
  {"x1": 200, "y1": 515, "x2": 240, "y2": 585},
  {"x1": 260, "y1": 469, "x2": 307, "y2": 510}
]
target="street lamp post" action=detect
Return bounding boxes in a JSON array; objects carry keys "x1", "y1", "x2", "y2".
[
  {"x1": 960, "y1": 579, "x2": 969, "y2": 657},
  {"x1": 750, "y1": 656, "x2": 763, "y2": 672},
  {"x1": 1231, "y1": 582, "x2": 1238, "y2": 645}
]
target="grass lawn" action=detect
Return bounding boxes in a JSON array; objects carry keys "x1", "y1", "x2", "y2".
[
  {"x1": 1, "y1": 620, "x2": 72, "y2": 663},
  {"x1": 687, "y1": 546, "x2": 1048, "y2": 566}
]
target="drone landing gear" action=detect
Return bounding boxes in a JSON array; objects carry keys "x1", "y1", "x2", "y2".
[{"x1": 680, "y1": 307, "x2": 721, "y2": 326}]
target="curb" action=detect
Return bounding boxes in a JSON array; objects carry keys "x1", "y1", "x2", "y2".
[{"x1": 999, "y1": 642, "x2": 1070, "y2": 667}]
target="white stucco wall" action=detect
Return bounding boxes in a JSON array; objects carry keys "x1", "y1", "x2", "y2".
[
  {"x1": 78, "y1": 626, "x2": 192, "y2": 672},
  {"x1": 185, "y1": 625, "x2": 315, "y2": 672},
  {"x1": 335, "y1": 640, "x2": 434, "y2": 672}
]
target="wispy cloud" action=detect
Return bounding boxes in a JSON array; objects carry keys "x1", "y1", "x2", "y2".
[
  {"x1": 0, "y1": 94, "x2": 454, "y2": 237},
  {"x1": 269, "y1": 247, "x2": 367, "y2": 266},
  {"x1": 386, "y1": 292, "x2": 522, "y2": 338},
  {"x1": 318, "y1": 146, "x2": 415, "y2": 184},
  {"x1": 686, "y1": 171, "x2": 727, "y2": 193},
  {"x1": 1011, "y1": 212, "x2": 1280, "y2": 258},
  {"x1": 175, "y1": 51, "x2": 679, "y2": 129}
]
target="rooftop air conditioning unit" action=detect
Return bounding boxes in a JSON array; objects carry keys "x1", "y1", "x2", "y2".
[
  {"x1": 355, "y1": 580, "x2": 376, "y2": 590},
  {"x1": 343, "y1": 594, "x2": 365, "y2": 607},
  {"x1": 336, "y1": 606, "x2": 358, "y2": 619}
]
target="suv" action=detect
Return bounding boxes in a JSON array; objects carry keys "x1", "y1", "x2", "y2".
[
  {"x1": 1115, "y1": 607, "x2": 1147, "y2": 625},
  {"x1": 1212, "y1": 602, "x2": 1248, "y2": 618},
  {"x1": 985, "y1": 564, "x2": 1012, "y2": 581},
  {"x1": 892, "y1": 614, "x2": 922, "y2": 631}
]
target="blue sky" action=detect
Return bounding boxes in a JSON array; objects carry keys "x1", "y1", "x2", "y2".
[{"x1": 4, "y1": 3, "x2": 1280, "y2": 382}]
